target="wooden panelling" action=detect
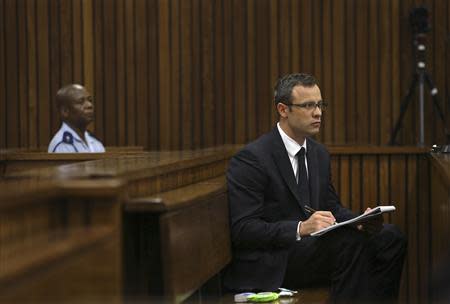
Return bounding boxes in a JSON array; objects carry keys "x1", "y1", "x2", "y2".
[
  {"x1": 0, "y1": 179, "x2": 123, "y2": 303},
  {"x1": 1, "y1": 0, "x2": 450, "y2": 149},
  {"x1": 329, "y1": 148, "x2": 432, "y2": 304},
  {"x1": 0, "y1": 0, "x2": 6, "y2": 148},
  {"x1": 159, "y1": 191, "x2": 230, "y2": 302}
]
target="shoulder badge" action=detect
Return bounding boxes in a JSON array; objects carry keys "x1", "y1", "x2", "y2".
[{"x1": 62, "y1": 131, "x2": 74, "y2": 144}]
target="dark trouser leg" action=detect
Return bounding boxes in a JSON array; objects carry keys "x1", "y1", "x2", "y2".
[
  {"x1": 361, "y1": 224, "x2": 407, "y2": 303},
  {"x1": 283, "y1": 224, "x2": 406, "y2": 303}
]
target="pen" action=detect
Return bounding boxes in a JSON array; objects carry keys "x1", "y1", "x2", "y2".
[
  {"x1": 304, "y1": 205, "x2": 316, "y2": 214},
  {"x1": 305, "y1": 205, "x2": 338, "y2": 225}
]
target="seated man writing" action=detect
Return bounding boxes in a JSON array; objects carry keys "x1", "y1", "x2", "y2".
[
  {"x1": 48, "y1": 84, "x2": 105, "y2": 153},
  {"x1": 224, "y1": 73, "x2": 406, "y2": 303}
]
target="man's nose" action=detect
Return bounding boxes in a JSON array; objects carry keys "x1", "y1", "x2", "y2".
[{"x1": 312, "y1": 106, "x2": 322, "y2": 117}]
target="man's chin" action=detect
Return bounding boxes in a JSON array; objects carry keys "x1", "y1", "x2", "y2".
[
  {"x1": 84, "y1": 117, "x2": 94, "y2": 124},
  {"x1": 308, "y1": 128, "x2": 320, "y2": 136}
]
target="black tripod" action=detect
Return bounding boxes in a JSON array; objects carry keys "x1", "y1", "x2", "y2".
[{"x1": 389, "y1": 33, "x2": 450, "y2": 146}]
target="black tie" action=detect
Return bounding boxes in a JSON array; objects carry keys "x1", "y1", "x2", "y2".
[{"x1": 296, "y1": 148, "x2": 310, "y2": 206}]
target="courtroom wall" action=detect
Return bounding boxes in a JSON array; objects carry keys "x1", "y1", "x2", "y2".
[{"x1": 1, "y1": 0, "x2": 449, "y2": 150}]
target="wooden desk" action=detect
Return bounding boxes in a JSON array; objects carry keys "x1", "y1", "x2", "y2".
[
  {"x1": 11, "y1": 147, "x2": 237, "y2": 197},
  {"x1": 0, "y1": 149, "x2": 148, "y2": 177},
  {"x1": 0, "y1": 178, "x2": 124, "y2": 303},
  {"x1": 0, "y1": 146, "x2": 144, "y2": 153}
]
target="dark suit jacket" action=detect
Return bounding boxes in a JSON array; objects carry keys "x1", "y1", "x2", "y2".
[{"x1": 224, "y1": 127, "x2": 355, "y2": 291}]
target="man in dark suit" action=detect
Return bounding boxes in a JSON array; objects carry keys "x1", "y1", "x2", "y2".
[{"x1": 224, "y1": 73, "x2": 406, "y2": 303}]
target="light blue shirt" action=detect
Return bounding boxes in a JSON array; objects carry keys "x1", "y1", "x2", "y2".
[{"x1": 48, "y1": 122, "x2": 105, "y2": 153}]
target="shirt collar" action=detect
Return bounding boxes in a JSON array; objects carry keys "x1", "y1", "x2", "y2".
[
  {"x1": 277, "y1": 123, "x2": 307, "y2": 158},
  {"x1": 61, "y1": 122, "x2": 89, "y2": 143}
]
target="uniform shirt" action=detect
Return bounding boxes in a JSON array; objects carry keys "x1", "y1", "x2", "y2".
[{"x1": 48, "y1": 122, "x2": 105, "y2": 153}]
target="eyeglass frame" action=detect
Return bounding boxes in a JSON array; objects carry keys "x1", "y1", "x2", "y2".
[{"x1": 282, "y1": 100, "x2": 328, "y2": 111}]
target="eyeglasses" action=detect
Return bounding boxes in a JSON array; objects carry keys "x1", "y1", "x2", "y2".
[{"x1": 284, "y1": 101, "x2": 328, "y2": 111}]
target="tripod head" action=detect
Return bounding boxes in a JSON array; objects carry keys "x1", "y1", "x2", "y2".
[
  {"x1": 409, "y1": 6, "x2": 431, "y2": 35},
  {"x1": 410, "y1": 6, "x2": 430, "y2": 74}
]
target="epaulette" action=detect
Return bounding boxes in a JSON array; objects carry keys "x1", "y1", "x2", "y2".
[{"x1": 62, "y1": 131, "x2": 74, "y2": 144}]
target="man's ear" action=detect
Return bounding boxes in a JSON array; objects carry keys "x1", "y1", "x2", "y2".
[
  {"x1": 60, "y1": 106, "x2": 69, "y2": 119},
  {"x1": 276, "y1": 102, "x2": 289, "y2": 118}
]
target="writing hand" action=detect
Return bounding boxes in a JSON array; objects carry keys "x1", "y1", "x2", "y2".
[{"x1": 299, "y1": 211, "x2": 336, "y2": 236}]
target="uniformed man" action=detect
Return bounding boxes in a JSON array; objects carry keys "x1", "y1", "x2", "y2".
[{"x1": 48, "y1": 84, "x2": 105, "y2": 153}]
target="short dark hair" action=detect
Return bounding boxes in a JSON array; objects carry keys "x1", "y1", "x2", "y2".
[
  {"x1": 273, "y1": 73, "x2": 318, "y2": 105},
  {"x1": 56, "y1": 84, "x2": 85, "y2": 110}
]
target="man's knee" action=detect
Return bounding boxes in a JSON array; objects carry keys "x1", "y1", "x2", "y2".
[
  {"x1": 381, "y1": 224, "x2": 407, "y2": 245},
  {"x1": 372, "y1": 224, "x2": 407, "y2": 256}
]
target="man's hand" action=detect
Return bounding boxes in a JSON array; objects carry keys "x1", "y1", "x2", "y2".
[
  {"x1": 357, "y1": 207, "x2": 383, "y2": 235},
  {"x1": 299, "y1": 211, "x2": 336, "y2": 236}
]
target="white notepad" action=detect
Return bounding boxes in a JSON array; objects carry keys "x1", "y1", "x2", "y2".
[{"x1": 310, "y1": 205, "x2": 396, "y2": 237}]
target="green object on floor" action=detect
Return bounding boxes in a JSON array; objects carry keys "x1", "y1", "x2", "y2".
[{"x1": 247, "y1": 292, "x2": 279, "y2": 302}]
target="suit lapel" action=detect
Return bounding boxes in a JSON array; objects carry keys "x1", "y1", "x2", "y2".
[
  {"x1": 270, "y1": 128, "x2": 305, "y2": 209},
  {"x1": 306, "y1": 138, "x2": 320, "y2": 209}
]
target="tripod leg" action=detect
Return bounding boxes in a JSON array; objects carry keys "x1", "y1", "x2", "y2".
[
  {"x1": 424, "y1": 73, "x2": 450, "y2": 140},
  {"x1": 389, "y1": 74, "x2": 418, "y2": 145}
]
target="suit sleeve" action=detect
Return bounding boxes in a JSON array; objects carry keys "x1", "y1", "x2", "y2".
[{"x1": 227, "y1": 149, "x2": 298, "y2": 250}]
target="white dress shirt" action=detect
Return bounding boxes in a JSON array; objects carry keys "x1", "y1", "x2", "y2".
[{"x1": 277, "y1": 123, "x2": 308, "y2": 180}]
